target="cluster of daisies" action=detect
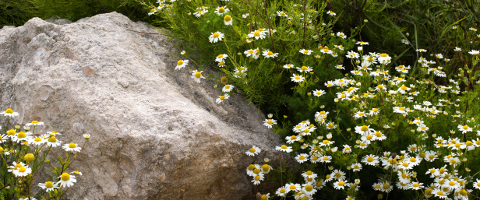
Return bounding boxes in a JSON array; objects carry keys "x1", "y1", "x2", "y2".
[
  {"x1": 250, "y1": 42, "x2": 480, "y2": 199},
  {"x1": 1, "y1": 108, "x2": 89, "y2": 197}
]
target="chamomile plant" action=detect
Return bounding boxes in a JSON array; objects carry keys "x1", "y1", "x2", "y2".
[
  {"x1": 0, "y1": 108, "x2": 89, "y2": 199},
  {"x1": 142, "y1": 0, "x2": 480, "y2": 199}
]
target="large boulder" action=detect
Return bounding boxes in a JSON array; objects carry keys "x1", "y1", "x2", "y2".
[{"x1": 0, "y1": 12, "x2": 282, "y2": 199}]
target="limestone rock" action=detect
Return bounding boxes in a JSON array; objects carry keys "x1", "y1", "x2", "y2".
[{"x1": 0, "y1": 12, "x2": 282, "y2": 199}]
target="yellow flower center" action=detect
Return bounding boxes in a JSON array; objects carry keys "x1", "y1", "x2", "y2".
[
  {"x1": 299, "y1": 156, "x2": 305, "y2": 160},
  {"x1": 19, "y1": 167, "x2": 26, "y2": 173},
  {"x1": 335, "y1": 172, "x2": 341, "y2": 178},
  {"x1": 17, "y1": 132, "x2": 26, "y2": 139},
  {"x1": 402, "y1": 162, "x2": 409, "y2": 167},
  {"x1": 383, "y1": 184, "x2": 389, "y2": 189},
  {"x1": 304, "y1": 129, "x2": 310, "y2": 133},
  {"x1": 249, "y1": 148, "x2": 255, "y2": 153},
  {"x1": 466, "y1": 141, "x2": 473, "y2": 146},
  {"x1": 437, "y1": 191, "x2": 444, "y2": 196},
  {"x1": 280, "y1": 188, "x2": 285, "y2": 193},
  {"x1": 253, "y1": 168, "x2": 260, "y2": 174},
  {"x1": 194, "y1": 72, "x2": 202, "y2": 78},
  {"x1": 14, "y1": 164, "x2": 22, "y2": 169},
  {"x1": 219, "y1": 96, "x2": 225, "y2": 101},
  {"x1": 305, "y1": 184, "x2": 313, "y2": 191},
  {"x1": 290, "y1": 185, "x2": 296, "y2": 189},
  {"x1": 267, "y1": 120, "x2": 274, "y2": 125},
  {"x1": 354, "y1": 165, "x2": 359, "y2": 169},
  {"x1": 367, "y1": 157, "x2": 374, "y2": 162},
  {"x1": 341, "y1": 94, "x2": 346, "y2": 98},
  {"x1": 150, "y1": 8, "x2": 155, "y2": 13},
  {"x1": 449, "y1": 181, "x2": 455, "y2": 186},
  {"x1": 295, "y1": 76, "x2": 301, "y2": 80},
  {"x1": 412, "y1": 183, "x2": 419, "y2": 187},
  {"x1": 32, "y1": 121, "x2": 39, "y2": 124},
  {"x1": 212, "y1": 33, "x2": 220, "y2": 38},
  {"x1": 45, "y1": 181, "x2": 53, "y2": 188},
  {"x1": 462, "y1": 125, "x2": 469, "y2": 130},
  {"x1": 322, "y1": 157, "x2": 329, "y2": 161},
  {"x1": 338, "y1": 181, "x2": 345, "y2": 186},
  {"x1": 5, "y1": 108, "x2": 13, "y2": 114},
  {"x1": 377, "y1": 85, "x2": 383, "y2": 89},
  {"x1": 262, "y1": 164, "x2": 269, "y2": 171},
  {"x1": 177, "y1": 60, "x2": 184, "y2": 65},
  {"x1": 401, "y1": 86, "x2": 407, "y2": 90},
  {"x1": 360, "y1": 125, "x2": 369, "y2": 132},
  {"x1": 218, "y1": 7, "x2": 225, "y2": 13},
  {"x1": 248, "y1": 164, "x2": 255, "y2": 171},
  {"x1": 67, "y1": 143, "x2": 77, "y2": 148},
  {"x1": 399, "y1": 107, "x2": 405, "y2": 111},
  {"x1": 48, "y1": 136, "x2": 57, "y2": 143},
  {"x1": 24, "y1": 153, "x2": 34, "y2": 162},
  {"x1": 375, "y1": 132, "x2": 382, "y2": 137},
  {"x1": 7, "y1": 129, "x2": 15, "y2": 135},
  {"x1": 303, "y1": 50, "x2": 309, "y2": 54},
  {"x1": 34, "y1": 138, "x2": 42, "y2": 142},
  {"x1": 253, "y1": 31, "x2": 261, "y2": 37},
  {"x1": 410, "y1": 158, "x2": 416, "y2": 162},
  {"x1": 267, "y1": 51, "x2": 273, "y2": 56},
  {"x1": 255, "y1": 176, "x2": 260, "y2": 181},
  {"x1": 301, "y1": 66, "x2": 308, "y2": 71},
  {"x1": 366, "y1": 135, "x2": 373, "y2": 140},
  {"x1": 380, "y1": 53, "x2": 388, "y2": 57},
  {"x1": 281, "y1": 145, "x2": 287, "y2": 149},
  {"x1": 224, "y1": 15, "x2": 232, "y2": 22}
]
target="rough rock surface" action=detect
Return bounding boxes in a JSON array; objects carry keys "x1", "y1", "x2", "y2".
[{"x1": 0, "y1": 12, "x2": 282, "y2": 200}]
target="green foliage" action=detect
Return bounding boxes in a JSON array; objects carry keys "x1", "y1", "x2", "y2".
[
  {"x1": 0, "y1": 0, "x2": 157, "y2": 28},
  {"x1": 0, "y1": 0, "x2": 38, "y2": 28}
]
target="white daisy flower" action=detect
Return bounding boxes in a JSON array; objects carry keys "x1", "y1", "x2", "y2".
[
  {"x1": 283, "y1": 64, "x2": 294, "y2": 69},
  {"x1": 262, "y1": 49, "x2": 278, "y2": 58},
  {"x1": 245, "y1": 145, "x2": 261, "y2": 156},
  {"x1": 351, "y1": 163, "x2": 362, "y2": 172},
  {"x1": 336, "y1": 32, "x2": 347, "y2": 39},
  {"x1": 296, "y1": 66, "x2": 312, "y2": 73},
  {"x1": 26, "y1": 121, "x2": 44, "y2": 127},
  {"x1": 2, "y1": 108, "x2": 19, "y2": 117},
  {"x1": 38, "y1": 181, "x2": 59, "y2": 192},
  {"x1": 291, "y1": 74, "x2": 305, "y2": 83},
  {"x1": 214, "y1": 6, "x2": 229, "y2": 16},
  {"x1": 263, "y1": 119, "x2": 277, "y2": 128},
  {"x1": 326, "y1": 11, "x2": 336, "y2": 16},
  {"x1": 46, "y1": 136, "x2": 62, "y2": 147},
  {"x1": 175, "y1": 60, "x2": 189, "y2": 70},
  {"x1": 248, "y1": 30, "x2": 266, "y2": 40},
  {"x1": 362, "y1": 154, "x2": 379, "y2": 166},
  {"x1": 224, "y1": 15, "x2": 232, "y2": 25},
  {"x1": 13, "y1": 166, "x2": 32, "y2": 177},
  {"x1": 215, "y1": 54, "x2": 228, "y2": 62},
  {"x1": 222, "y1": 85, "x2": 234, "y2": 93},
  {"x1": 333, "y1": 180, "x2": 348, "y2": 190},
  {"x1": 275, "y1": 186, "x2": 289, "y2": 197},
  {"x1": 299, "y1": 49, "x2": 313, "y2": 55},
  {"x1": 458, "y1": 125, "x2": 472, "y2": 134},
  {"x1": 216, "y1": 94, "x2": 230, "y2": 104},
  {"x1": 295, "y1": 153, "x2": 309, "y2": 163},
  {"x1": 209, "y1": 32, "x2": 224, "y2": 43},
  {"x1": 57, "y1": 173, "x2": 76, "y2": 188},
  {"x1": 147, "y1": 8, "x2": 157, "y2": 16},
  {"x1": 302, "y1": 183, "x2": 317, "y2": 196},
  {"x1": 312, "y1": 89, "x2": 326, "y2": 97},
  {"x1": 191, "y1": 70, "x2": 205, "y2": 83},
  {"x1": 276, "y1": 145, "x2": 293, "y2": 153},
  {"x1": 276, "y1": 11, "x2": 287, "y2": 17},
  {"x1": 62, "y1": 142, "x2": 82, "y2": 153}
]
